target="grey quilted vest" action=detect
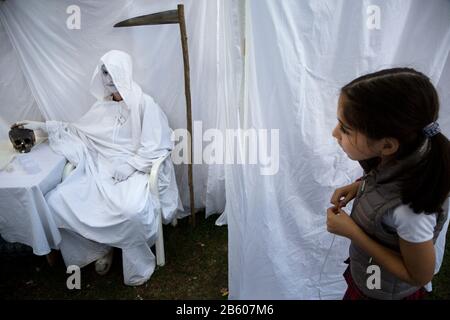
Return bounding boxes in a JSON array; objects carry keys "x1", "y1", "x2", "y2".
[{"x1": 349, "y1": 139, "x2": 449, "y2": 300}]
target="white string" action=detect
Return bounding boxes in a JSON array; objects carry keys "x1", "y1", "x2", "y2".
[{"x1": 318, "y1": 233, "x2": 336, "y2": 300}]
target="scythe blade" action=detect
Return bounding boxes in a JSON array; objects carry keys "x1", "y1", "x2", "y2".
[{"x1": 114, "y1": 10, "x2": 179, "y2": 27}]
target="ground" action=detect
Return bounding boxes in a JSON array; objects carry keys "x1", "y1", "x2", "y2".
[
  {"x1": 0, "y1": 213, "x2": 228, "y2": 300},
  {"x1": 0, "y1": 213, "x2": 449, "y2": 300}
]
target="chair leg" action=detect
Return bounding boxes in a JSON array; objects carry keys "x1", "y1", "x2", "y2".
[
  {"x1": 155, "y1": 210, "x2": 165, "y2": 267},
  {"x1": 46, "y1": 250, "x2": 59, "y2": 267}
]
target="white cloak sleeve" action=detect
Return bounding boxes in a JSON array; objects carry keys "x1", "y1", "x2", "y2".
[{"x1": 127, "y1": 95, "x2": 174, "y2": 173}]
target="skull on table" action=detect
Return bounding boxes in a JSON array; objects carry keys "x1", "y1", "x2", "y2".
[{"x1": 9, "y1": 127, "x2": 36, "y2": 153}]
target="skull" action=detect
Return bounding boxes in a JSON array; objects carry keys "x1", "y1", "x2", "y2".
[{"x1": 9, "y1": 127, "x2": 36, "y2": 153}]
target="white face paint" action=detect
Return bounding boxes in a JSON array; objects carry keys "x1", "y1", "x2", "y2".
[{"x1": 101, "y1": 64, "x2": 119, "y2": 95}]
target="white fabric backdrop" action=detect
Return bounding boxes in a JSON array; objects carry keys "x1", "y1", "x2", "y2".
[
  {"x1": 0, "y1": 17, "x2": 42, "y2": 139},
  {"x1": 2, "y1": 0, "x2": 450, "y2": 299},
  {"x1": 224, "y1": 0, "x2": 450, "y2": 299},
  {"x1": 0, "y1": 0, "x2": 225, "y2": 215}
]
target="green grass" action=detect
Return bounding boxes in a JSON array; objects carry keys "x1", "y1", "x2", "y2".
[
  {"x1": 0, "y1": 213, "x2": 228, "y2": 300},
  {"x1": 0, "y1": 213, "x2": 449, "y2": 300},
  {"x1": 427, "y1": 229, "x2": 450, "y2": 299}
]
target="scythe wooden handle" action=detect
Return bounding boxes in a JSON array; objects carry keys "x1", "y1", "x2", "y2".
[{"x1": 177, "y1": 4, "x2": 196, "y2": 226}]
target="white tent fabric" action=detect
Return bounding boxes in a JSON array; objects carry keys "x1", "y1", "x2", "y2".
[
  {"x1": 223, "y1": 0, "x2": 450, "y2": 299},
  {"x1": 1, "y1": 0, "x2": 450, "y2": 299},
  {"x1": 0, "y1": 17, "x2": 42, "y2": 139},
  {"x1": 0, "y1": 0, "x2": 225, "y2": 215}
]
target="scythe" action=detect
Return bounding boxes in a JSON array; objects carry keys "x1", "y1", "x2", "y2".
[{"x1": 114, "y1": 4, "x2": 196, "y2": 226}]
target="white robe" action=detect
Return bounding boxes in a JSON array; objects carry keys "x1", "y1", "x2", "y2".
[{"x1": 45, "y1": 50, "x2": 182, "y2": 285}]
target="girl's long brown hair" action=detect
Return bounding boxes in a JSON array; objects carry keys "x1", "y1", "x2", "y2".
[{"x1": 342, "y1": 68, "x2": 450, "y2": 214}]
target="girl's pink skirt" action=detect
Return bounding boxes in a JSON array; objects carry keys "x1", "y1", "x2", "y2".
[{"x1": 342, "y1": 259, "x2": 427, "y2": 300}]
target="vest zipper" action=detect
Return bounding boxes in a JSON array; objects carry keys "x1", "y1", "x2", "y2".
[{"x1": 361, "y1": 173, "x2": 372, "y2": 264}]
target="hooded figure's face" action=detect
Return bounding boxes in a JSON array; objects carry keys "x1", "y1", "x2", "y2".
[
  {"x1": 90, "y1": 50, "x2": 143, "y2": 148},
  {"x1": 91, "y1": 50, "x2": 136, "y2": 103},
  {"x1": 101, "y1": 64, "x2": 119, "y2": 96}
]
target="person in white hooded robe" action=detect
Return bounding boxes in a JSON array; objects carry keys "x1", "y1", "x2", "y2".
[{"x1": 15, "y1": 50, "x2": 182, "y2": 286}]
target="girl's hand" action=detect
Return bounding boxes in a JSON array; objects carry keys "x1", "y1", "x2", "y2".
[
  {"x1": 326, "y1": 206, "x2": 361, "y2": 240},
  {"x1": 330, "y1": 181, "x2": 361, "y2": 208}
]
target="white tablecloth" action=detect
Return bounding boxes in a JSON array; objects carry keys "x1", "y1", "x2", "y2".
[{"x1": 0, "y1": 140, "x2": 66, "y2": 255}]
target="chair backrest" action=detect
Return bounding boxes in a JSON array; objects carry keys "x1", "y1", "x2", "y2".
[{"x1": 62, "y1": 162, "x2": 76, "y2": 181}]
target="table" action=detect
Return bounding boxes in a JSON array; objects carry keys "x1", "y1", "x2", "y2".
[{"x1": 0, "y1": 140, "x2": 66, "y2": 255}]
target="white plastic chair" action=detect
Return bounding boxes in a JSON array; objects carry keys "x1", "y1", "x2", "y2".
[
  {"x1": 147, "y1": 153, "x2": 171, "y2": 267},
  {"x1": 61, "y1": 153, "x2": 172, "y2": 267}
]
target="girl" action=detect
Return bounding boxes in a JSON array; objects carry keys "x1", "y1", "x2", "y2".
[{"x1": 327, "y1": 68, "x2": 450, "y2": 300}]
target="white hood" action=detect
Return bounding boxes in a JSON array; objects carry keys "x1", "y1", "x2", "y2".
[{"x1": 90, "y1": 50, "x2": 142, "y2": 150}]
